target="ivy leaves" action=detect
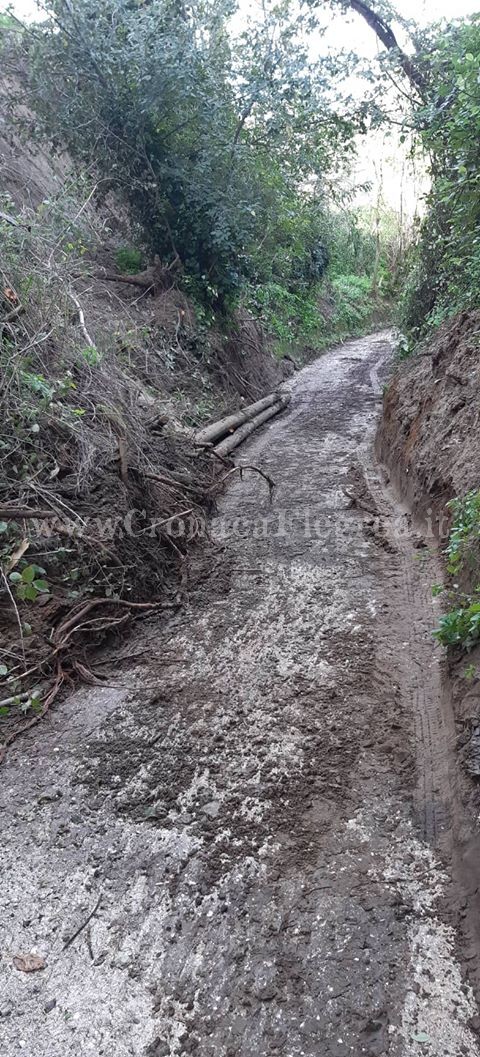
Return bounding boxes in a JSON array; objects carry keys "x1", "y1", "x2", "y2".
[{"x1": 9, "y1": 564, "x2": 50, "y2": 603}]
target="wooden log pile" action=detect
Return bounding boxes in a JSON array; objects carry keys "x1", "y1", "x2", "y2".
[{"x1": 195, "y1": 391, "x2": 290, "y2": 457}]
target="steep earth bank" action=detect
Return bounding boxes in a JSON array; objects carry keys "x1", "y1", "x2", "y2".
[
  {"x1": 377, "y1": 311, "x2": 480, "y2": 524},
  {"x1": 1, "y1": 332, "x2": 479, "y2": 1057},
  {"x1": 377, "y1": 309, "x2": 480, "y2": 1006}
]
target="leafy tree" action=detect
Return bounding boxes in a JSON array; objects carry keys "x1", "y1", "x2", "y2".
[
  {"x1": 400, "y1": 16, "x2": 480, "y2": 337},
  {"x1": 315, "y1": 0, "x2": 480, "y2": 339},
  {"x1": 22, "y1": 0, "x2": 358, "y2": 309}
]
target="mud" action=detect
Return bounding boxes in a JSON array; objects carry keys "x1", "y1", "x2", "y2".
[
  {"x1": 1, "y1": 332, "x2": 479, "y2": 1057},
  {"x1": 377, "y1": 310, "x2": 480, "y2": 1016}
]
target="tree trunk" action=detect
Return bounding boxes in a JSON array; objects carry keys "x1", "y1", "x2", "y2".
[{"x1": 195, "y1": 393, "x2": 282, "y2": 447}]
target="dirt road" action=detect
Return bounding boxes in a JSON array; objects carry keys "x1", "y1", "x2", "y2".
[{"x1": 1, "y1": 332, "x2": 479, "y2": 1056}]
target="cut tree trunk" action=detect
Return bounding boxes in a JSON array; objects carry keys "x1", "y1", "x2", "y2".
[
  {"x1": 214, "y1": 396, "x2": 290, "y2": 457},
  {"x1": 195, "y1": 393, "x2": 282, "y2": 447}
]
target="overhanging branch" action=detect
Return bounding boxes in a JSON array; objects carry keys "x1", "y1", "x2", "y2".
[{"x1": 346, "y1": 0, "x2": 427, "y2": 96}]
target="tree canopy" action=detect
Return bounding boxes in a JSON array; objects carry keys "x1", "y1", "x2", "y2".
[{"x1": 23, "y1": 0, "x2": 363, "y2": 309}]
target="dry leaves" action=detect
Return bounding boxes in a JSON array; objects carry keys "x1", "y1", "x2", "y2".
[{"x1": 12, "y1": 952, "x2": 46, "y2": 973}]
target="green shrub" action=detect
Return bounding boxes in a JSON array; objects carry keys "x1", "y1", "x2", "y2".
[
  {"x1": 24, "y1": 0, "x2": 358, "y2": 310},
  {"x1": 115, "y1": 247, "x2": 143, "y2": 274},
  {"x1": 434, "y1": 602, "x2": 480, "y2": 650},
  {"x1": 245, "y1": 281, "x2": 322, "y2": 346},
  {"x1": 446, "y1": 491, "x2": 480, "y2": 575},
  {"x1": 400, "y1": 16, "x2": 480, "y2": 339},
  {"x1": 330, "y1": 274, "x2": 374, "y2": 336},
  {"x1": 433, "y1": 490, "x2": 480, "y2": 651}
]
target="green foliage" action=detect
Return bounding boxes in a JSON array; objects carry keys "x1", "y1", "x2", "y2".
[
  {"x1": 433, "y1": 490, "x2": 480, "y2": 652},
  {"x1": 9, "y1": 564, "x2": 50, "y2": 603},
  {"x1": 446, "y1": 490, "x2": 480, "y2": 576},
  {"x1": 0, "y1": 12, "x2": 20, "y2": 33},
  {"x1": 400, "y1": 16, "x2": 480, "y2": 338},
  {"x1": 80, "y1": 345, "x2": 102, "y2": 366},
  {"x1": 434, "y1": 602, "x2": 480, "y2": 650},
  {"x1": 244, "y1": 201, "x2": 383, "y2": 350},
  {"x1": 246, "y1": 282, "x2": 321, "y2": 345},
  {"x1": 245, "y1": 271, "x2": 376, "y2": 352},
  {"x1": 115, "y1": 247, "x2": 143, "y2": 274},
  {"x1": 23, "y1": 0, "x2": 360, "y2": 310},
  {"x1": 330, "y1": 274, "x2": 373, "y2": 334}
]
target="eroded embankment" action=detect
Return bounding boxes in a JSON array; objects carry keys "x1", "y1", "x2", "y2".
[
  {"x1": 376, "y1": 310, "x2": 480, "y2": 520},
  {"x1": 377, "y1": 310, "x2": 480, "y2": 1008},
  {"x1": 1, "y1": 331, "x2": 480, "y2": 1057}
]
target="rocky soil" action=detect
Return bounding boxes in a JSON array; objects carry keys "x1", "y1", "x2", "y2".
[{"x1": 1, "y1": 332, "x2": 479, "y2": 1057}]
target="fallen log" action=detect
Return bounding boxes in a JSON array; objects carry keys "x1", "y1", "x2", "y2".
[
  {"x1": 0, "y1": 506, "x2": 54, "y2": 520},
  {"x1": 214, "y1": 395, "x2": 290, "y2": 457},
  {"x1": 195, "y1": 392, "x2": 281, "y2": 447}
]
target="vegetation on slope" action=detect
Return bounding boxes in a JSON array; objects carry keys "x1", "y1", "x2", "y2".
[
  {"x1": 0, "y1": 0, "x2": 398, "y2": 738},
  {"x1": 399, "y1": 15, "x2": 480, "y2": 342},
  {"x1": 355, "y1": 4, "x2": 480, "y2": 653},
  {"x1": 8, "y1": 0, "x2": 397, "y2": 344}
]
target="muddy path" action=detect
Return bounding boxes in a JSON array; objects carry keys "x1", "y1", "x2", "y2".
[{"x1": 1, "y1": 332, "x2": 479, "y2": 1057}]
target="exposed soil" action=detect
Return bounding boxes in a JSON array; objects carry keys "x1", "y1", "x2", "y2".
[
  {"x1": 376, "y1": 310, "x2": 480, "y2": 525},
  {"x1": 377, "y1": 311, "x2": 480, "y2": 1017},
  {"x1": 1, "y1": 332, "x2": 479, "y2": 1057}
]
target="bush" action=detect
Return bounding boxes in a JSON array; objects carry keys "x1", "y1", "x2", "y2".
[
  {"x1": 446, "y1": 491, "x2": 480, "y2": 577},
  {"x1": 434, "y1": 490, "x2": 480, "y2": 651},
  {"x1": 330, "y1": 274, "x2": 373, "y2": 334},
  {"x1": 115, "y1": 248, "x2": 144, "y2": 274},
  {"x1": 400, "y1": 16, "x2": 480, "y2": 339},
  {"x1": 434, "y1": 602, "x2": 480, "y2": 650},
  {"x1": 22, "y1": 0, "x2": 357, "y2": 310}
]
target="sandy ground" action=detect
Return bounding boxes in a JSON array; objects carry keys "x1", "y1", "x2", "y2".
[{"x1": 1, "y1": 332, "x2": 479, "y2": 1057}]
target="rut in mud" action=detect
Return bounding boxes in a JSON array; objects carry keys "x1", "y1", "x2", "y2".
[{"x1": 1, "y1": 332, "x2": 479, "y2": 1057}]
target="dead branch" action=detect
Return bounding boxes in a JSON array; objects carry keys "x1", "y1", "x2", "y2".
[
  {"x1": 0, "y1": 692, "x2": 30, "y2": 709},
  {"x1": 213, "y1": 464, "x2": 276, "y2": 500},
  {"x1": 144, "y1": 471, "x2": 203, "y2": 496},
  {"x1": 67, "y1": 290, "x2": 95, "y2": 348},
  {"x1": 72, "y1": 255, "x2": 176, "y2": 295},
  {"x1": 203, "y1": 448, "x2": 234, "y2": 469},
  {"x1": 2, "y1": 305, "x2": 25, "y2": 325},
  {"x1": 346, "y1": 0, "x2": 427, "y2": 95},
  {"x1": 0, "y1": 210, "x2": 31, "y2": 230},
  {"x1": 117, "y1": 435, "x2": 129, "y2": 485},
  {"x1": 1, "y1": 569, "x2": 25, "y2": 667},
  {"x1": 6, "y1": 538, "x2": 29, "y2": 574},
  {"x1": 61, "y1": 611, "x2": 130, "y2": 645},
  {"x1": 135, "y1": 508, "x2": 194, "y2": 537},
  {"x1": 63, "y1": 893, "x2": 103, "y2": 951},
  {"x1": 0, "y1": 506, "x2": 56, "y2": 520},
  {"x1": 72, "y1": 660, "x2": 107, "y2": 685},
  {"x1": 0, "y1": 664, "x2": 64, "y2": 765},
  {"x1": 52, "y1": 597, "x2": 162, "y2": 645}
]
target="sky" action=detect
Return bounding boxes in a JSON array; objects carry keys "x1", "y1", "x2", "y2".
[
  {"x1": 7, "y1": 0, "x2": 480, "y2": 29},
  {"x1": 321, "y1": 0, "x2": 478, "y2": 57}
]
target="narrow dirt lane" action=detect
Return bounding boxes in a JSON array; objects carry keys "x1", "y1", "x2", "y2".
[{"x1": 1, "y1": 333, "x2": 479, "y2": 1057}]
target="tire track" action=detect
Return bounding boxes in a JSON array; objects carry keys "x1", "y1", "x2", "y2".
[{"x1": 354, "y1": 356, "x2": 453, "y2": 852}]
